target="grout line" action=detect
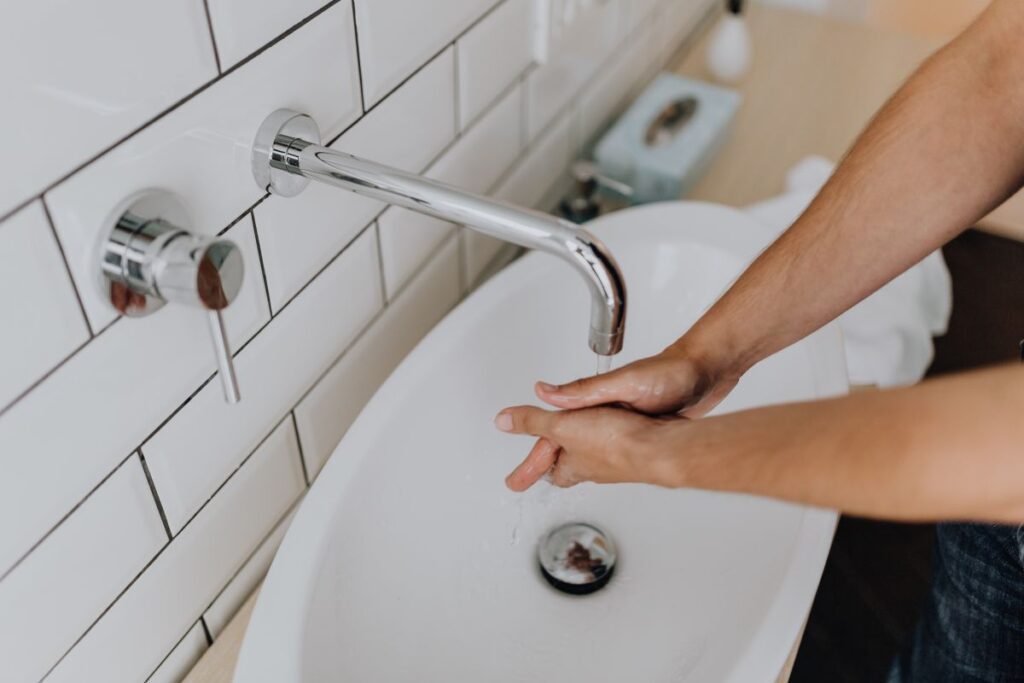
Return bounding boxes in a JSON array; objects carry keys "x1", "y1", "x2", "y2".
[
  {"x1": 453, "y1": 60, "x2": 526, "y2": 136},
  {"x1": 0, "y1": 332, "x2": 93, "y2": 419},
  {"x1": 260, "y1": 217, "x2": 377, "y2": 319},
  {"x1": 0, "y1": 0, "x2": 347, "y2": 226},
  {"x1": 290, "y1": 411, "x2": 312, "y2": 487},
  {"x1": 199, "y1": 617, "x2": 214, "y2": 647},
  {"x1": 198, "y1": 494, "x2": 304, "y2": 626},
  {"x1": 217, "y1": 195, "x2": 268, "y2": 237},
  {"x1": 138, "y1": 450, "x2": 174, "y2": 540},
  {"x1": 248, "y1": 212, "x2": 276, "y2": 316},
  {"x1": 286, "y1": 226, "x2": 455, "y2": 421},
  {"x1": 151, "y1": 412, "x2": 294, "y2": 548},
  {"x1": 338, "y1": 0, "x2": 500, "y2": 116},
  {"x1": 349, "y1": 0, "x2": 367, "y2": 113},
  {"x1": 453, "y1": 39, "x2": 462, "y2": 132},
  {"x1": 385, "y1": 230, "x2": 459, "y2": 304},
  {"x1": 519, "y1": 70, "x2": 531, "y2": 149},
  {"x1": 0, "y1": 450, "x2": 134, "y2": 582},
  {"x1": 39, "y1": 196, "x2": 94, "y2": 338},
  {"x1": 201, "y1": 0, "x2": 224, "y2": 74},
  {"x1": 372, "y1": 221, "x2": 389, "y2": 302},
  {"x1": 143, "y1": 618, "x2": 209, "y2": 682},
  {"x1": 37, "y1": 496, "x2": 174, "y2": 681},
  {"x1": 456, "y1": 228, "x2": 469, "y2": 294},
  {"x1": 37, "y1": 407, "x2": 299, "y2": 681}
]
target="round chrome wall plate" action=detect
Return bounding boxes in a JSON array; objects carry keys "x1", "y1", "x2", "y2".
[
  {"x1": 251, "y1": 109, "x2": 322, "y2": 198},
  {"x1": 95, "y1": 189, "x2": 191, "y2": 318}
]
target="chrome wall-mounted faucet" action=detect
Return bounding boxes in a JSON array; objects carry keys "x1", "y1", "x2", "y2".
[
  {"x1": 251, "y1": 109, "x2": 626, "y2": 357},
  {"x1": 96, "y1": 190, "x2": 243, "y2": 403}
]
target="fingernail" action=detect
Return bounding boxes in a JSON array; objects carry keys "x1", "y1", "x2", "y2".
[
  {"x1": 537, "y1": 382, "x2": 559, "y2": 393},
  {"x1": 494, "y1": 412, "x2": 514, "y2": 432}
]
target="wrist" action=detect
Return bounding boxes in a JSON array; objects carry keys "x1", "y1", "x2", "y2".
[
  {"x1": 663, "y1": 329, "x2": 747, "y2": 387},
  {"x1": 634, "y1": 418, "x2": 695, "y2": 488}
]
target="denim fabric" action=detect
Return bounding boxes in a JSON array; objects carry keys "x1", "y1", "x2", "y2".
[{"x1": 888, "y1": 523, "x2": 1024, "y2": 682}]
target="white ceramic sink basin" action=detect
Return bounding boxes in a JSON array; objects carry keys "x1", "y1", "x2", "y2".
[{"x1": 235, "y1": 202, "x2": 848, "y2": 682}]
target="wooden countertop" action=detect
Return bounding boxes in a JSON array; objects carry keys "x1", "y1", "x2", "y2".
[{"x1": 672, "y1": 4, "x2": 1024, "y2": 241}]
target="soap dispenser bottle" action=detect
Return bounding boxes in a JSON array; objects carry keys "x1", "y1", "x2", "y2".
[
  {"x1": 706, "y1": 0, "x2": 752, "y2": 84},
  {"x1": 558, "y1": 161, "x2": 634, "y2": 224}
]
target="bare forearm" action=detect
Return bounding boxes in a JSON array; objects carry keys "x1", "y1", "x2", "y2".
[
  {"x1": 660, "y1": 364, "x2": 1024, "y2": 523},
  {"x1": 679, "y1": 1, "x2": 1024, "y2": 375}
]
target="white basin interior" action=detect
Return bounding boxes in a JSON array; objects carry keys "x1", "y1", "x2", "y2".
[{"x1": 236, "y1": 202, "x2": 848, "y2": 682}]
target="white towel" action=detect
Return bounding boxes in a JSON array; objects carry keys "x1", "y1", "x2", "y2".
[{"x1": 743, "y1": 156, "x2": 953, "y2": 387}]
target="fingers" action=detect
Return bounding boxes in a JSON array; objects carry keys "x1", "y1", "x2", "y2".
[
  {"x1": 547, "y1": 459, "x2": 579, "y2": 489},
  {"x1": 535, "y1": 366, "x2": 637, "y2": 410},
  {"x1": 505, "y1": 437, "x2": 560, "y2": 491},
  {"x1": 494, "y1": 405, "x2": 557, "y2": 437}
]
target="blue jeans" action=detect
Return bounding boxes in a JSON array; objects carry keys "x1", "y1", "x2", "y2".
[{"x1": 888, "y1": 523, "x2": 1024, "y2": 682}]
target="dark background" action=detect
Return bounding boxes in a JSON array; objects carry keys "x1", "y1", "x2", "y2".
[{"x1": 790, "y1": 228, "x2": 1024, "y2": 682}]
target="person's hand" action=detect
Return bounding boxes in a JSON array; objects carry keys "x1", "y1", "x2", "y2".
[
  {"x1": 534, "y1": 343, "x2": 739, "y2": 418},
  {"x1": 494, "y1": 404, "x2": 679, "y2": 491}
]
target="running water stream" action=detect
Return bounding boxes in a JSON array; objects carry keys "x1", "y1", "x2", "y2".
[{"x1": 508, "y1": 354, "x2": 614, "y2": 547}]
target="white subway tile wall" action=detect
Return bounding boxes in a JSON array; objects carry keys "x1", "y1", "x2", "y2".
[{"x1": 0, "y1": 0, "x2": 712, "y2": 680}]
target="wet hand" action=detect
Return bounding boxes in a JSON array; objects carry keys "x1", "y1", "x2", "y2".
[
  {"x1": 494, "y1": 405, "x2": 676, "y2": 491},
  {"x1": 534, "y1": 346, "x2": 738, "y2": 418}
]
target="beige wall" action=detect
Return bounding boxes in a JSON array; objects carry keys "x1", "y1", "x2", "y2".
[{"x1": 866, "y1": 0, "x2": 987, "y2": 38}]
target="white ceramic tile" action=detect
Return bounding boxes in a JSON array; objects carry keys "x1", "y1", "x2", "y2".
[
  {"x1": 576, "y1": 21, "x2": 655, "y2": 149},
  {"x1": 626, "y1": 0, "x2": 663, "y2": 33},
  {"x1": 378, "y1": 211, "x2": 456, "y2": 300},
  {"x1": 525, "y1": 0, "x2": 621, "y2": 140},
  {"x1": 206, "y1": 0, "x2": 332, "y2": 68},
  {"x1": 256, "y1": 48, "x2": 455, "y2": 311},
  {"x1": 145, "y1": 621, "x2": 208, "y2": 683},
  {"x1": 353, "y1": 0, "x2": 493, "y2": 104},
  {"x1": 422, "y1": 82, "x2": 524, "y2": 284},
  {"x1": 0, "y1": 202, "x2": 89, "y2": 409},
  {"x1": 456, "y1": 0, "x2": 534, "y2": 127},
  {"x1": 0, "y1": 457, "x2": 165, "y2": 683},
  {"x1": 339, "y1": 48, "x2": 457, "y2": 169},
  {"x1": 0, "y1": 218, "x2": 268, "y2": 578},
  {"x1": 495, "y1": 109, "x2": 573, "y2": 209},
  {"x1": 0, "y1": 1, "x2": 216, "y2": 218},
  {"x1": 45, "y1": 418, "x2": 305, "y2": 683},
  {"x1": 428, "y1": 84, "x2": 524, "y2": 194},
  {"x1": 294, "y1": 237, "x2": 461, "y2": 480},
  {"x1": 47, "y1": 2, "x2": 362, "y2": 331},
  {"x1": 203, "y1": 505, "x2": 299, "y2": 638},
  {"x1": 469, "y1": 240, "x2": 521, "y2": 289},
  {"x1": 463, "y1": 229, "x2": 510, "y2": 286},
  {"x1": 145, "y1": 230, "x2": 381, "y2": 533},
  {"x1": 660, "y1": 0, "x2": 712, "y2": 63}
]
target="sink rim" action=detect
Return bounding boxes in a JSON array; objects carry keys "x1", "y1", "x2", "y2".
[{"x1": 236, "y1": 201, "x2": 847, "y2": 682}]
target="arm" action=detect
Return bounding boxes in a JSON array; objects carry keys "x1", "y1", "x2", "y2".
[
  {"x1": 681, "y1": 0, "x2": 1024, "y2": 378},
  {"x1": 533, "y1": 0, "x2": 1024, "y2": 417},
  {"x1": 496, "y1": 363, "x2": 1024, "y2": 523}
]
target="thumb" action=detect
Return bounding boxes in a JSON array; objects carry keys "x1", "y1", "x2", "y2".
[{"x1": 535, "y1": 365, "x2": 638, "y2": 409}]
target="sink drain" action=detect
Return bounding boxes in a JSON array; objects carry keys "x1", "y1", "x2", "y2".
[{"x1": 538, "y1": 523, "x2": 617, "y2": 595}]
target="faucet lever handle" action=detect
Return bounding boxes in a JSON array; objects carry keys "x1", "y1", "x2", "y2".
[
  {"x1": 97, "y1": 190, "x2": 245, "y2": 404},
  {"x1": 207, "y1": 309, "x2": 241, "y2": 404}
]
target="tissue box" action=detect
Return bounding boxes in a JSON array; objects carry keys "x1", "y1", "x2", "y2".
[{"x1": 595, "y1": 73, "x2": 741, "y2": 204}]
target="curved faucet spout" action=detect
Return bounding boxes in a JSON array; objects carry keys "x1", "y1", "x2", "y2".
[{"x1": 253, "y1": 109, "x2": 626, "y2": 356}]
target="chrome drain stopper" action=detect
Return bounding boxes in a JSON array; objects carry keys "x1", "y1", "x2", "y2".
[{"x1": 538, "y1": 522, "x2": 617, "y2": 595}]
